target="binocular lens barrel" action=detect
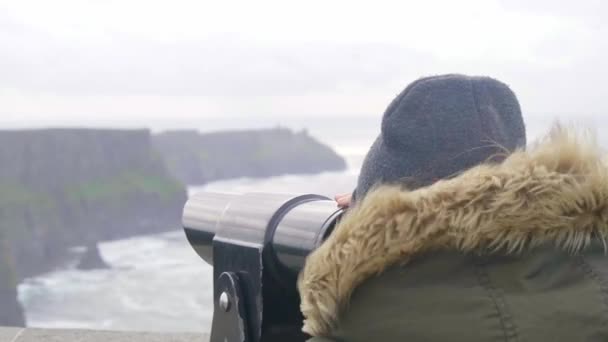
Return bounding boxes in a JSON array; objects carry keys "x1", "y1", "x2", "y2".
[
  {"x1": 182, "y1": 192, "x2": 343, "y2": 274},
  {"x1": 182, "y1": 192, "x2": 236, "y2": 264}
]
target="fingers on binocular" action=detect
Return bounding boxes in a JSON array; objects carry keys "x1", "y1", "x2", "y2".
[{"x1": 335, "y1": 193, "x2": 352, "y2": 208}]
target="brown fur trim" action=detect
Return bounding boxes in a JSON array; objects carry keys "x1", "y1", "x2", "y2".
[{"x1": 298, "y1": 127, "x2": 608, "y2": 336}]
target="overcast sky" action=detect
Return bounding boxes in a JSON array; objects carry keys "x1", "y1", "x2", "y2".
[{"x1": 0, "y1": 0, "x2": 606, "y2": 130}]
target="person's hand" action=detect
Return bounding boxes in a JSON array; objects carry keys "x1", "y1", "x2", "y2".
[{"x1": 334, "y1": 193, "x2": 353, "y2": 208}]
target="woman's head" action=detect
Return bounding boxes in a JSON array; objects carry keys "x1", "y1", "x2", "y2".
[{"x1": 354, "y1": 74, "x2": 526, "y2": 201}]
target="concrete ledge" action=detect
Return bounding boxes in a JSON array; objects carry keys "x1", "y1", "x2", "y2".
[{"x1": 0, "y1": 327, "x2": 208, "y2": 342}]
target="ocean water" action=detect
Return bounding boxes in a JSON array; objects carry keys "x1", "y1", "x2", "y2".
[
  {"x1": 16, "y1": 115, "x2": 606, "y2": 333},
  {"x1": 18, "y1": 231, "x2": 215, "y2": 332}
]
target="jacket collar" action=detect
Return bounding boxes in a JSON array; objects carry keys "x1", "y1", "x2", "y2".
[{"x1": 298, "y1": 127, "x2": 608, "y2": 337}]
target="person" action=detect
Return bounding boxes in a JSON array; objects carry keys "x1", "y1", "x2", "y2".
[{"x1": 298, "y1": 74, "x2": 608, "y2": 341}]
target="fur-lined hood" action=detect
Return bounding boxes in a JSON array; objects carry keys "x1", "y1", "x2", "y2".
[{"x1": 298, "y1": 128, "x2": 608, "y2": 337}]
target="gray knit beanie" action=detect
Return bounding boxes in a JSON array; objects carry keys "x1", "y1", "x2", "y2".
[{"x1": 354, "y1": 74, "x2": 526, "y2": 201}]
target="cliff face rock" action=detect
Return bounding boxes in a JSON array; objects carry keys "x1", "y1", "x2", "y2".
[
  {"x1": 0, "y1": 127, "x2": 345, "y2": 326},
  {"x1": 0, "y1": 232, "x2": 25, "y2": 326},
  {"x1": 0, "y1": 129, "x2": 187, "y2": 326},
  {"x1": 76, "y1": 243, "x2": 110, "y2": 270},
  {"x1": 153, "y1": 128, "x2": 347, "y2": 185}
]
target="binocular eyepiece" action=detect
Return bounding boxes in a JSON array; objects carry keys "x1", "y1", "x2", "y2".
[{"x1": 182, "y1": 192, "x2": 344, "y2": 342}]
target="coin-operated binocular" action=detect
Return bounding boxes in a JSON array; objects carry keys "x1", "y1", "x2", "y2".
[{"x1": 182, "y1": 192, "x2": 344, "y2": 342}]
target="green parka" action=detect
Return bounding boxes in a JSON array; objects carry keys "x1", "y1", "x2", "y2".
[{"x1": 299, "y1": 129, "x2": 608, "y2": 341}]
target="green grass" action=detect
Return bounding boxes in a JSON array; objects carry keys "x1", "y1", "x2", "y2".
[
  {"x1": 65, "y1": 171, "x2": 183, "y2": 203},
  {"x1": 0, "y1": 183, "x2": 54, "y2": 209},
  {"x1": 0, "y1": 171, "x2": 183, "y2": 213}
]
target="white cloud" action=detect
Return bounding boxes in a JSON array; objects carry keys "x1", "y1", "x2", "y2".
[{"x1": 0, "y1": 0, "x2": 606, "y2": 126}]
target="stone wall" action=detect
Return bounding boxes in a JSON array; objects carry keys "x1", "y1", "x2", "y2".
[{"x1": 0, "y1": 327, "x2": 208, "y2": 342}]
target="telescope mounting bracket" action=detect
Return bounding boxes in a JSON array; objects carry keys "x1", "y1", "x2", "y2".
[{"x1": 210, "y1": 271, "x2": 250, "y2": 342}]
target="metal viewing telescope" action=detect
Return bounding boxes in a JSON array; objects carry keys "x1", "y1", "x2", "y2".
[{"x1": 182, "y1": 192, "x2": 344, "y2": 342}]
